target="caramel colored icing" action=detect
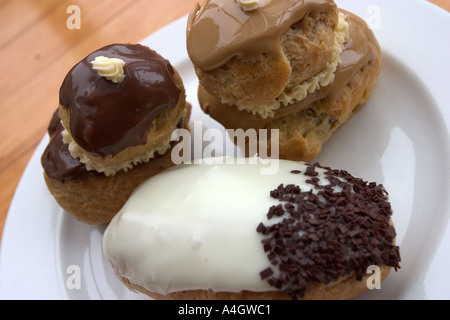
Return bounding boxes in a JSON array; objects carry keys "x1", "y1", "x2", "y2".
[
  {"x1": 187, "y1": 0, "x2": 336, "y2": 71},
  {"x1": 199, "y1": 11, "x2": 380, "y2": 130}
]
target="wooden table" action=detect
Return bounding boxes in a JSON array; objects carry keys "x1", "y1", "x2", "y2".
[{"x1": 0, "y1": 0, "x2": 449, "y2": 243}]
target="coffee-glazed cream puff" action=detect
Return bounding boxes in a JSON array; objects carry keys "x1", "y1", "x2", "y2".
[{"x1": 187, "y1": 0, "x2": 382, "y2": 161}]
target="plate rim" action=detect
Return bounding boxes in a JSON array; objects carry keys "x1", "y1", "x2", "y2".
[{"x1": 1, "y1": 0, "x2": 450, "y2": 299}]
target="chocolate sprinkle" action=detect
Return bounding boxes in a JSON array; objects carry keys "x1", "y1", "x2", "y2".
[{"x1": 257, "y1": 163, "x2": 401, "y2": 299}]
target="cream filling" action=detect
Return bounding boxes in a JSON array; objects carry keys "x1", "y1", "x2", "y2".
[
  {"x1": 61, "y1": 108, "x2": 187, "y2": 176},
  {"x1": 225, "y1": 12, "x2": 349, "y2": 119},
  {"x1": 102, "y1": 157, "x2": 331, "y2": 296},
  {"x1": 61, "y1": 128, "x2": 172, "y2": 176}
]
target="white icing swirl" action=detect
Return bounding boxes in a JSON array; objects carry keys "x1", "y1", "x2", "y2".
[{"x1": 90, "y1": 56, "x2": 125, "y2": 84}]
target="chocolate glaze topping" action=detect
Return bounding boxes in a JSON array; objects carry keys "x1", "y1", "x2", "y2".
[
  {"x1": 257, "y1": 164, "x2": 401, "y2": 299},
  {"x1": 41, "y1": 110, "x2": 185, "y2": 182},
  {"x1": 41, "y1": 110, "x2": 103, "y2": 182},
  {"x1": 59, "y1": 43, "x2": 181, "y2": 157}
]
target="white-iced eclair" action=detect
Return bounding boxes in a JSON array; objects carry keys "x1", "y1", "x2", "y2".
[{"x1": 103, "y1": 157, "x2": 400, "y2": 300}]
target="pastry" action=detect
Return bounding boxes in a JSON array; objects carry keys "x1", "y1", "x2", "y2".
[
  {"x1": 187, "y1": 0, "x2": 382, "y2": 161},
  {"x1": 41, "y1": 43, "x2": 190, "y2": 224},
  {"x1": 103, "y1": 157, "x2": 401, "y2": 300}
]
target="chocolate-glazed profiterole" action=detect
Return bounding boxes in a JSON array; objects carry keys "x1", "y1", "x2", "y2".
[
  {"x1": 59, "y1": 43, "x2": 187, "y2": 176},
  {"x1": 188, "y1": 1, "x2": 382, "y2": 161},
  {"x1": 42, "y1": 43, "x2": 191, "y2": 224}
]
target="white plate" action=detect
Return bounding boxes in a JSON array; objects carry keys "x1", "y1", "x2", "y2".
[{"x1": 1, "y1": 0, "x2": 449, "y2": 300}]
